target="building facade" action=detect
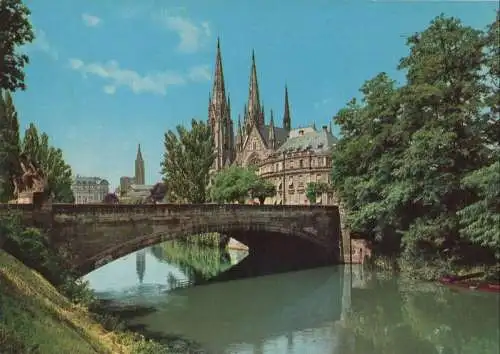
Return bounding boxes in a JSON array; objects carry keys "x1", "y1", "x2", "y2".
[
  {"x1": 208, "y1": 39, "x2": 338, "y2": 205},
  {"x1": 71, "y1": 176, "x2": 110, "y2": 204}
]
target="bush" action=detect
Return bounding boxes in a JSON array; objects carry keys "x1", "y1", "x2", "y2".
[{"x1": 0, "y1": 212, "x2": 95, "y2": 306}]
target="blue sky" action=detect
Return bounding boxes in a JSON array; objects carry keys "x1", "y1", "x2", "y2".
[{"x1": 14, "y1": 0, "x2": 497, "y2": 189}]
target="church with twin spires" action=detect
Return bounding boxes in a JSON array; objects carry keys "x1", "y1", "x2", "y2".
[{"x1": 208, "y1": 39, "x2": 338, "y2": 205}]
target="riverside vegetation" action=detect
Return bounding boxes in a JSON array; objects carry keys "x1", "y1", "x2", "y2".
[
  {"x1": 1, "y1": 0, "x2": 499, "y2": 352},
  {"x1": 0, "y1": 212, "x2": 173, "y2": 353},
  {"x1": 330, "y1": 14, "x2": 500, "y2": 280}
]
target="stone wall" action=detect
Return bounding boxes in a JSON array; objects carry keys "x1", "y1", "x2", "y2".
[
  {"x1": 0, "y1": 203, "x2": 351, "y2": 275},
  {"x1": 45, "y1": 203, "x2": 342, "y2": 275}
]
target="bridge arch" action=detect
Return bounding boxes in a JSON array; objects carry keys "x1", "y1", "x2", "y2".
[
  {"x1": 30, "y1": 203, "x2": 342, "y2": 276},
  {"x1": 76, "y1": 222, "x2": 331, "y2": 276}
]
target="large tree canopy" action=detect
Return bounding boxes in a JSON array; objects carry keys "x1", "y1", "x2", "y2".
[
  {"x1": 0, "y1": 90, "x2": 21, "y2": 201},
  {"x1": 0, "y1": 0, "x2": 35, "y2": 91},
  {"x1": 331, "y1": 14, "x2": 500, "y2": 269},
  {"x1": 160, "y1": 119, "x2": 214, "y2": 204},
  {"x1": 22, "y1": 123, "x2": 74, "y2": 203}
]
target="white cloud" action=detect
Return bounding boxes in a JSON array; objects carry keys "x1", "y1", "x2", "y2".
[
  {"x1": 26, "y1": 29, "x2": 59, "y2": 60},
  {"x1": 68, "y1": 58, "x2": 210, "y2": 95},
  {"x1": 82, "y1": 13, "x2": 102, "y2": 27},
  {"x1": 103, "y1": 85, "x2": 117, "y2": 95},
  {"x1": 156, "y1": 10, "x2": 211, "y2": 53},
  {"x1": 314, "y1": 98, "x2": 332, "y2": 109},
  {"x1": 188, "y1": 65, "x2": 211, "y2": 82}
]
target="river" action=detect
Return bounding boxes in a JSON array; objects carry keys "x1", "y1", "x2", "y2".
[{"x1": 84, "y1": 241, "x2": 500, "y2": 354}]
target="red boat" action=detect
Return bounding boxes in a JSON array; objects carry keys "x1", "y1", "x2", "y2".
[{"x1": 439, "y1": 273, "x2": 500, "y2": 293}]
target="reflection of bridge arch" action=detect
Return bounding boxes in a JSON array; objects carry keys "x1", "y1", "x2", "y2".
[
  {"x1": 125, "y1": 266, "x2": 348, "y2": 349},
  {"x1": 77, "y1": 222, "x2": 333, "y2": 276}
]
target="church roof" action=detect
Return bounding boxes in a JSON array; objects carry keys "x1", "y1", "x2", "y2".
[
  {"x1": 275, "y1": 127, "x2": 337, "y2": 154},
  {"x1": 258, "y1": 125, "x2": 288, "y2": 147},
  {"x1": 238, "y1": 124, "x2": 289, "y2": 149}
]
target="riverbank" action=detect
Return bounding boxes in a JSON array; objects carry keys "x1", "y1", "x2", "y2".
[
  {"x1": 366, "y1": 254, "x2": 500, "y2": 286},
  {"x1": 0, "y1": 212, "x2": 174, "y2": 353},
  {"x1": 1, "y1": 250, "x2": 136, "y2": 353}
]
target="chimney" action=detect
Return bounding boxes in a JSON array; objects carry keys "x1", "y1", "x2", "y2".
[{"x1": 322, "y1": 125, "x2": 328, "y2": 132}]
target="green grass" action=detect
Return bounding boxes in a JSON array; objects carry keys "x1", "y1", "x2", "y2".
[
  {"x1": 0, "y1": 250, "x2": 128, "y2": 353},
  {"x1": 0, "y1": 250, "x2": 175, "y2": 354}
]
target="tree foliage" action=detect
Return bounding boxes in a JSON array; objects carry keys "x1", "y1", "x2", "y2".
[
  {"x1": 22, "y1": 123, "x2": 74, "y2": 203},
  {"x1": 0, "y1": 90, "x2": 21, "y2": 201},
  {"x1": 250, "y1": 178, "x2": 276, "y2": 205},
  {"x1": 160, "y1": 119, "x2": 214, "y2": 204},
  {"x1": 210, "y1": 165, "x2": 276, "y2": 204},
  {"x1": 149, "y1": 182, "x2": 167, "y2": 203},
  {"x1": 0, "y1": 0, "x2": 35, "y2": 91},
  {"x1": 305, "y1": 181, "x2": 331, "y2": 204},
  {"x1": 331, "y1": 14, "x2": 500, "y2": 266}
]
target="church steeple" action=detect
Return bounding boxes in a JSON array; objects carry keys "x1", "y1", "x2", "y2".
[
  {"x1": 211, "y1": 37, "x2": 226, "y2": 108},
  {"x1": 268, "y1": 109, "x2": 276, "y2": 149},
  {"x1": 283, "y1": 85, "x2": 291, "y2": 131},
  {"x1": 245, "y1": 50, "x2": 262, "y2": 129},
  {"x1": 134, "y1": 144, "x2": 145, "y2": 185},
  {"x1": 208, "y1": 37, "x2": 234, "y2": 171},
  {"x1": 237, "y1": 114, "x2": 243, "y2": 151}
]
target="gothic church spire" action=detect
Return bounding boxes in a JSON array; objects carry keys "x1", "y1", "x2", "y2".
[
  {"x1": 283, "y1": 85, "x2": 291, "y2": 131},
  {"x1": 246, "y1": 50, "x2": 262, "y2": 129},
  {"x1": 208, "y1": 37, "x2": 234, "y2": 171}
]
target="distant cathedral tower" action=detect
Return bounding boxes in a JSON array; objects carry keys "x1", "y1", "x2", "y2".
[
  {"x1": 208, "y1": 38, "x2": 235, "y2": 171},
  {"x1": 134, "y1": 144, "x2": 145, "y2": 185}
]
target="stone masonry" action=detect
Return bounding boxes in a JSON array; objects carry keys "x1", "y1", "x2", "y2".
[{"x1": 0, "y1": 203, "x2": 348, "y2": 276}]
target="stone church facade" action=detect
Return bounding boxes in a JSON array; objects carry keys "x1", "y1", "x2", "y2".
[{"x1": 208, "y1": 39, "x2": 338, "y2": 205}]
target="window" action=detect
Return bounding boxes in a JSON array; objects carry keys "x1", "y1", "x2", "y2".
[
  {"x1": 299, "y1": 159, "x2": 303, "y2": 168},
  {"x1": 252, "y1": 140, "x2": 257, "y2": 150}
]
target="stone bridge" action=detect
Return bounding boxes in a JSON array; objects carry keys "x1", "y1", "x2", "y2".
[{"x1": 1, "y1": 203, "x2": 348, "y2": 276}]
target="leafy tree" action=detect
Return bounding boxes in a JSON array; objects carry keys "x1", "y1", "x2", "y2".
[
  {"x1": 394, "y1": 14, "x2": 493, "y2": 261},
  {"x1": 0, "y1": 0, "x2": 35, "y2": 91},
  {"x1": 250, "y1": 179, "x2": 276, "y2": 205},
  {"x1": 457, "y1": 160, "x2": 500, "y2": 258},
  {"x1": 483, "y1": 12, "x2": 500, "y2": 144},
  {"x1": 305, "y1": 181, "x2": 330, "y2": 204},
  {"x1": 22, "y1": 123, "x2": 75, "y2": 203},
  {"x1": 331, "y1": 14, "x2": 499, "y2": 268},
  {"x1": 102, "y1": 193, "x2": 119, "y2": 204},
  {"x1": 210, "y1": 165, "x2": 275, "y2": 204},
  {"x1": 149, "y1": 182, "x2": 167, "y2": 203},
  {"x1": 160, "y1": 119, "x2": 214, "y2": 204},
  {"x1": 210, "y1": 165, "x2": 255, "y2": 203},
  {"x1": 0, "y1": 91, "x2": 21, "y2": 201}
]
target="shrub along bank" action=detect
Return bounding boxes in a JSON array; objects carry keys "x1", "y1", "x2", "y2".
[{"x1": 0, "y1": 212, "x2": 170, "y2": 353}]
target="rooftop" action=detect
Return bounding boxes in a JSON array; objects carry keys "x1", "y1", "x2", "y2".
[{"x1": 275, "y1": 126, "x2": 337, "y2": 155}]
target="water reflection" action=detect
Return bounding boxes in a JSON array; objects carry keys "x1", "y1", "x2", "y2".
[{"x1": 85, "y1": 244, "x2": 500, "y2": 354}]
